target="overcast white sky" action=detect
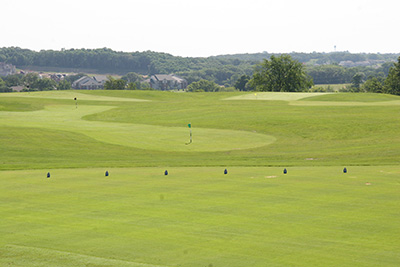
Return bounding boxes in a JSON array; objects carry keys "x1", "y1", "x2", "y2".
[{"x1": 2, "y1": 0, "x2": 399, "y2": 57}]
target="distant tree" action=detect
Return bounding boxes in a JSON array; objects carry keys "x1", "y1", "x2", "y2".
[
  {"x1": 127, "y1": 82, "x2": 138, "y2": 90},
  {"x1": 362, "y1": 77, "x2": 384, "y2": 93},
  {"x1": 0, "y1": 78, "x2": 12, "y2": 92},
  {"x1": 234, "y1": 75, "x2": 251, "y2": 91},
  {"x1": 3, "y1": 74, "x2": 23, "y2": 87},
  {"x1": 306, "y1": 65, "x2": 349, "y2": 84},
  {"x1": 381, "y1": 61, "x2": 394, "y2": 76},
  {"x1": 104, "y1": 76, "x2": 127, "y2": 90},
  {"x1": 57, "y1": 80, "x2": 71, "y2": 90},
  {"x1": 121, "y1": 72, "x2": 142, "y2": 83},
  {"x1": 351, "y1": 73, "x2": 365, "y2": 90},
  {"x1": 23, "y1": 72, "x2": 40, "y2": 88},
  {"x1": 187, "y1": 80, "x2": 220, "y2": 92},
  {"x1": 249, "y1": 55, "x2": 313, "y2": 92},
  {"x1": 140, "y1": 82, "x2": 153, "y2": 90},
  {"x1": 384, "y1": 57, "x2": 400, "y2": 95},
  {"x1": 33, "y1": 78, "x2": 56, "y2": 91}
]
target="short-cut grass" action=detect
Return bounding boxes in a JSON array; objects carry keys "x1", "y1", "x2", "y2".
[
  {"x1": 0, "y1": 105, "x2": 275, "y2": 152},
  {"x1": 0, "y1": 166, "x2": 399, "y2": 266},
  {"x1": 224, "y1": 92, "x2": 333, "y2": 101},
  {"x1": 1, "y1": 90, "x2": 400, "y2": 266}
]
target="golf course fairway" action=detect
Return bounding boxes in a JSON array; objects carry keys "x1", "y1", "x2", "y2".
[{"x1": 1, "y1": 90, "x2": 400, "y2": 266}]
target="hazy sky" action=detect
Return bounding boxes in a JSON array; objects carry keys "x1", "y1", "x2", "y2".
[{"x1": 2, "y1": 0, "x2": 399, "y2": 57}]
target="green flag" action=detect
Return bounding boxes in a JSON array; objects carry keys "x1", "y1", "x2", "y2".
[{"x1": 188, "y1": 123, "x2": 191, "y2": 128}]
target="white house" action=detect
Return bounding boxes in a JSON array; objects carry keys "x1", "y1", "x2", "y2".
[
  {"x1": 72, "y1": 76, "x2": 107, "y2": 89},
  {"x1": 0, "y1": 62, "x2": 16, "y2": 77},
  {"x1": 149, "y1": 74, "x2": 187, "y2": 90}
]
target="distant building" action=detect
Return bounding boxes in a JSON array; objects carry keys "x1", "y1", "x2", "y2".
[
  {"x1": 11, "y1": 86, "x2": 24, "y2": 92},
  {"x1": 0, "y1": 62, "x2": 16, "y2": 76},
  {"x1": 72, "y1": 76, "x2": 107, "y2": 89},
  {"x1": 50, "y1": 73, "x2": 67, "y2": 82},
  {"x1": 149, "y1": 74, "x2": 187, "y2": 90}
]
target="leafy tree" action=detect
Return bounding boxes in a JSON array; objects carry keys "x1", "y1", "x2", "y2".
[
  {"x1": 3, "y1": 74, "x2": 23, "y2": 87},
  {"x1": 234, "y1": 75, "x2": 250, "y2": 91},
  {"x1": 127, "y1": 82, "x2": 138, "y2": 90},
  {"x1": 121, "y1": 72, "x2": 142, "y2": 83},
  {"x1": 306, "y1": 65, "x2": 349, "y2": 84},
  {"x1": 384, "y1": 57, "x2": 400, "y2": 95},
  {"x1": 33, "y1": 78, "x2": 56, "y2": 91},
  {"x1": 0, "y1": 78, "x2": 12, "y2": 92},
  {"x1": 381, "y1": 61, "x2": 394, "y2": 76},
  {"x1": 57, "y1": 80, "x2": 72, "y2": 90},
  {"x1": 122, "y1": 72, "x2": 142, "y2": 90},
  {"x1": 104, "y1": 76, "x2": 127, "y2": 90},
  {"x1": 351, "y1": 72, "x2": 365, "y2": 90},
  {"x1": 187, "y1": 80, "x2": 220, "y2": 92},
  {"x1": 362, "y1": 77, "x2": 384, "y2": 93},
  {"x1": 23, "y1": 72, "x2": 40, "y2": 89},
  {"x1": 140, "y1": 82, "x2": 153, "y2": 90},
  {"x1": 249, "y1": 55, "x2": 313, "y2": 92}
]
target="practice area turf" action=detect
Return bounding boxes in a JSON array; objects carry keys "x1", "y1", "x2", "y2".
[
  {"x1": 1, "y1": 166, "x2": 399, "y2": 266},
  {"x1": 0, "y1": 91, "x2": 400, "y2": 266}
]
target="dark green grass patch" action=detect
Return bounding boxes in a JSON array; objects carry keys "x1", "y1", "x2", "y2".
[{"x1": 0, "y1": 97, "x2": 45, "y2": 111}]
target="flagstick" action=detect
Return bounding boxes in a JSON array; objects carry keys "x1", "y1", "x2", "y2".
[{"x1": 186, "y1": 123, "x2": 192, "y2": 145}]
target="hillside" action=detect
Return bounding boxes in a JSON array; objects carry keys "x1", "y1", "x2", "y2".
[{"x1": 1, "y1": 47, "x2": 399, "y2": 85}]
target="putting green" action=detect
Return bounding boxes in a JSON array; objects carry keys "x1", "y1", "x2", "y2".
[
  {"x1": 225, "y1": 92, "x2": 333, "y2": 101},
  {"x1": 290, "y1": 100, "x2": 400, "y2": 106},
  {"x1": 225, "y1": 92, "x2": 400, "y2": 106},
  {"x1": 0, "y1": 105, "x2": 275, "y2": 152}
]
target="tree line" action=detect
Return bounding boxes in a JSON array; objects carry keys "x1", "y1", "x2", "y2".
[
  {"x1": 246, "y1": 55, "x2": 400, "y2": 95},
  {"x1": 1, "y1": 55, "x2": 400, "y2": 95},
  {"x1": 1, "y1": 47, "x2": 399, "y2": 87},
  {"x1": 214, "y1": 51, "x2": 400, "y2": 66},
  {"x1": 0, "y1": 47, "x2": 253, "y2": 86}
]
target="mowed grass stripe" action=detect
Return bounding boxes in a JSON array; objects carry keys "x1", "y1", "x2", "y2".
[
  {"x1": 224, "y1": 92, "x2": 333, "y2": 101},
  {"x1": 3, "y1": 244, "x2": 168, "y2": 267}
]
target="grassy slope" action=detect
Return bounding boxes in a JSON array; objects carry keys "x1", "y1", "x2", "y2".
[
  {"x1": 1, "y1": 91, "x2": 400, "y2": 266},
  {"x1": 301, "y1": 92, "x2": 400, "y2": 102},
  {"x1": 84, "y1": 91, "x2": 400, "y2": 167},
  {"x1": 1, "y1": 91, "x2": 400, "y2": 169}
]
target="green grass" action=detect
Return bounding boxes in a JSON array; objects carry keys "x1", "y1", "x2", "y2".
[
  {"x1": 0, "y1": 104, "x2": 275, "y2": 153},
  {"x1": 2, "y1": 91, "x2": 400, "y2": 168},
  {"x1": 0, "y1": 166, "x2": 399, "y2": 266},
  {"x1": 1, "y1": 90, "x2": 400, "y2": 266},
  {"x1": 302, "y1": 92, "x2": 400, "y2": 102},
  {"x1": 225, "y1": 92, "x2": 333, "y2": 101}
]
